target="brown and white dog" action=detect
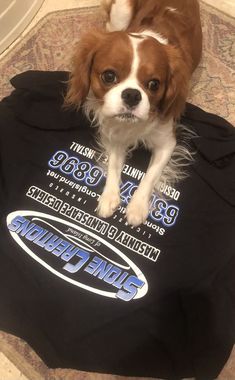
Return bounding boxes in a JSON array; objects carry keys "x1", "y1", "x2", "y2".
[{"x1": 65, "y1": 0, "x2": 202, "y2": 226}]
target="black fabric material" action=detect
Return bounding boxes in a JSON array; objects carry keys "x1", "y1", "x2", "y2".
[{"x1": 0, "y1": 70, "x2": 235, "y2": 380}]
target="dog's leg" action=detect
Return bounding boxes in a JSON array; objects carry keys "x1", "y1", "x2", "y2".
[
  {"x1": 126, "y1": 121, "x2": 176, "y2": 227},
  {"x1": 102, "y1": 0, "x2": 133, "y2": 31},
  {"x1": 97, "y1": 145, "x2": 126, "y2": 218}
]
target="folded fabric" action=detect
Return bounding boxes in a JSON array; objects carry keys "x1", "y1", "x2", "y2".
[{"x1": 0, "y1": 71, "x2": 234, "y2": 380}]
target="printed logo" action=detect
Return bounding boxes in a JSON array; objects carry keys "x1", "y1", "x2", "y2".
[{"x1": 7, "y1": 211, "x2": 148, "y2": 302}]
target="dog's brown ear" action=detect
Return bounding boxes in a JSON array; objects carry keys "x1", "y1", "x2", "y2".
[
  {"x1": 160, "y1": 46, "x2": 191, "y2": 120},
  {"x1": 65, "y1": 30, "x2": 104, "y2": 109}
]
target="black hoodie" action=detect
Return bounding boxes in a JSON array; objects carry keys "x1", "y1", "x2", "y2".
[{"x1": 0, "y1": 71, "x2": 235, "y2": 380}]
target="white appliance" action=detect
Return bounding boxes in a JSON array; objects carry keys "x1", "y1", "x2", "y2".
[{"x1": 0, "y1": 0, "x2": 44, "y2": 54}]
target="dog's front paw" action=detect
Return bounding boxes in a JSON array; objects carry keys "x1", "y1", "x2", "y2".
[
  {"x1": 126, "y1": 198, "x2": 149, "y2": 227},
  {"x1": 97, "y1": 191, "x2": 120, "y2": 218}
]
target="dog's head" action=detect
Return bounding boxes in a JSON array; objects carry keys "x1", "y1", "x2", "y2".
[{"x1": 65, "y1": 30, "x2": 190, "y2": 123}]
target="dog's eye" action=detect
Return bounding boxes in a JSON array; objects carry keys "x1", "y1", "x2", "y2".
[
  {"x1": 147, "y1": 79, "x2": 160, "y2": 92},
  {"x1": 101, "y1": 70, "x2": 117, "y2": 84}
]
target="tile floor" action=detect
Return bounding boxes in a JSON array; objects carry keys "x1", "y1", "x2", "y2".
[{"x1": 0, "y1": 0, "x2": 234, "y2": 379}]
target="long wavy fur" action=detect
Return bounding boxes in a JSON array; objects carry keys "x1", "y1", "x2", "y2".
[{"x1": 158, "y1": 123, "x2": 197, "y2": 190}]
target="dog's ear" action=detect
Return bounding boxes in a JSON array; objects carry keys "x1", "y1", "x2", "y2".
[
  {"x1": 159, "y1": 46, "x2": 191, "y2": 120},
  {"x1": 65, "y1": 30, "x2": 104, "y2": 109}
]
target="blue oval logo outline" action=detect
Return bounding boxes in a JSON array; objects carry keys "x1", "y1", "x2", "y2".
[{"x1": 6, "y1": 210, "x2": 148, "y2": 300}]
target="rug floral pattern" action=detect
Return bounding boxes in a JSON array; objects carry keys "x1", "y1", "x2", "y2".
[
  {"x1": 0, "y1": 3, "x2": 235, "y2": 380},
  {"x1": 0, "y1": 3, "x2": 234, "y2": 126}
]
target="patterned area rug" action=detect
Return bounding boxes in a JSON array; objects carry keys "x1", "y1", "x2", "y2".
[
  {"x1": 0, "y1": 3, "x2": 235, "y2": 380},
  {"x1": 0, "y1": 2, "x2": 234, "y2": 126}
]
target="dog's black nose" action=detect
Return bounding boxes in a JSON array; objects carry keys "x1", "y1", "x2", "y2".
[{"x1": 121, "y1": 88, "x2": 142, "y2": 108}]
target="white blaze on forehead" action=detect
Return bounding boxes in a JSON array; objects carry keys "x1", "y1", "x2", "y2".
[
  {"x1": 128, "y1": 35, "x2": 144, "y2": 79},
  {"x1": 101, "y1": 31, "x2": 168, "y2": 120},
  {"x1": 101, "y1": 34, "x2": 151, "y2": 121}
]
